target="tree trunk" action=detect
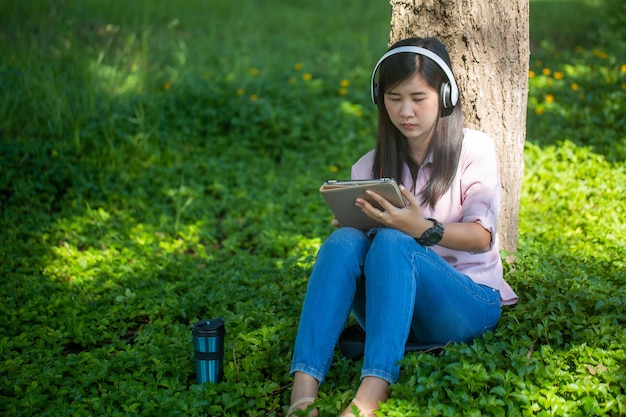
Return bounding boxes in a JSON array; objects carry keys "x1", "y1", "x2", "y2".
[{"x1": 389, "y1": 0, "x2": 530, "y2": 253}]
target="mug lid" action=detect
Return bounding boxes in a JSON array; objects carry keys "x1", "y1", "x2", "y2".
[{"x1": 192, "y1": 317, "x2": 225, "y2": 337}]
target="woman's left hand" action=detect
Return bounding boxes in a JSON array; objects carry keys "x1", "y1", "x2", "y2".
[{"x1": 355, "y1": 184, "x2": 433, "y2": 238}]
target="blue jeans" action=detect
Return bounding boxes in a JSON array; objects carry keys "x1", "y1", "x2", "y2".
[{"x1": 290, "y1": 227, "x2": 501, "y2": 384}]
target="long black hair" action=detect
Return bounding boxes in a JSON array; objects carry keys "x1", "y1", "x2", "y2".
[{"x1": 372, "y1": 37, "x2": 464, "y2": 209}]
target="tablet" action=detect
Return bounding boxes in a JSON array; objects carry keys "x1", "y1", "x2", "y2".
[{"x1": 319, "y1": 178, "x2": 407, "y2": 231}]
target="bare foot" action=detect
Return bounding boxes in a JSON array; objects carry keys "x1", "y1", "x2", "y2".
[
  {"x1": 339, "y1": 376, "x2": 389, "y2": 416},
  {"x1": 287, "y1": 372, "x2": 319, "y2": 417}
]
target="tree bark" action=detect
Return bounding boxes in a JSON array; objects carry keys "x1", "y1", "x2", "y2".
[{"x1": 389, "y1": 0, "x2": 529, "y2": 253}]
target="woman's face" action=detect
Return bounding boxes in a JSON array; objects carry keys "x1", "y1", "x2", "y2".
[{"x1": 383, "y1": 72, "x2": 440, "y2": 145}]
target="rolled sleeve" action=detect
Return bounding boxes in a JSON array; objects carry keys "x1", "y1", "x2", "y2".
[{"x1": 459, "y1": 133, "x2": 501, "y2": 249}]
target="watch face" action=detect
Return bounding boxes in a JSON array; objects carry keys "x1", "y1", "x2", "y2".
[
  {"x1": 419, "y1": 219, "x2": 444, "y2": 246},
  {"x1": 424, "y1": 231, "x2": 442, "y2": 245}
]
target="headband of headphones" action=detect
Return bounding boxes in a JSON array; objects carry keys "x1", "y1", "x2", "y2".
[{"x1": 370, "y1": 45, "x2": 459, "y2": 107}]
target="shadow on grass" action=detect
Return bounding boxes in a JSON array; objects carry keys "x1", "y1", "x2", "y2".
[
  {"x1": 529, "y1": 0, "x2": 604, "y2": 52},
  {"x1": 1, "y1": 0, "x2": 625, "y2": 415}
]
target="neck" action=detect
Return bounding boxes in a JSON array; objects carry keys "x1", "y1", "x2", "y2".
[{"x1": 406, "y1": 125, "x2": 435, "y2": 164}]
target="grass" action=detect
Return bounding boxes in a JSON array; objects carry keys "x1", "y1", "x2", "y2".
[{"x1": 1, "y1": 0, "x2": 625, "y2": 415}]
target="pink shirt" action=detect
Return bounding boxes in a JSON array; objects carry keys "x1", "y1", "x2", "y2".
[{"x1": 351, "y1": 128, "x2": 518, "y2": 305}]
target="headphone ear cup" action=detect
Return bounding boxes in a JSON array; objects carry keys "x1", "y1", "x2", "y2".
[{"x1": 440, "y1": 82, "x2": 452, "y2": 108}]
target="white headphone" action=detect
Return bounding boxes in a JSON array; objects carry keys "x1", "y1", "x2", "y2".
[{"x1": 370, "y1": 45, "x2": 459, "y2": 109}]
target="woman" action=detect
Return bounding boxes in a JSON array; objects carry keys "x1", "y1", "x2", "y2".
[{"x1": 287, "y1": 37, "x2": 518, "y2": 417}]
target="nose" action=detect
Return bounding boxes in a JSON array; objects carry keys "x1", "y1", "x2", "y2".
[{"x1": 399, "y1": 99, "x2": 413, "y2": 118}]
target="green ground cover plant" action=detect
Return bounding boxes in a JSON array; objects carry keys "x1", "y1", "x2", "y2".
[{"x1": 1, "y1": 0, "x2": 624, "y2": 415}]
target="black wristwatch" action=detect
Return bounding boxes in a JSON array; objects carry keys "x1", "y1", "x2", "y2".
[{"x1": 417, "y1": 218, "x2": 444, "y2": 246}]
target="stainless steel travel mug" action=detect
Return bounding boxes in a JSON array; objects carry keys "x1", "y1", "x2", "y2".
[{"x1": 192, "y1": 317, "x2": 225, "y2": 384}]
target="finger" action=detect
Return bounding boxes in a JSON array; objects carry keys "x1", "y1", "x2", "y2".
[
  {"x1": 355, "y1": 197, "x2": 375, "y2": 214},
  {"x1": 364, "y1": 189, "x2": 394, "y2": 212},
  {"x1": 355, "y1": 197, "x2": 382, "y2": 220},
  {"x1": 399, "y1": 184, "x2": 418, "y2": 206}
]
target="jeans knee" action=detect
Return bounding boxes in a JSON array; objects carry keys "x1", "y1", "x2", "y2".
[
  {"x1": 330, "y1": 227, "x2": 367, "y2": 242},
  {"x1": 369, "y1": 228, "x2": 413, "y2": 253},
  {"x1": 318, "y1": 228, "x2": 370, "y2": 260},
  {"x1": 325, "y1": 227, "x2": 367, "y2": 245}
]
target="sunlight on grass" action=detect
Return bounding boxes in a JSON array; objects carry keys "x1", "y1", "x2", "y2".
[
  {"x1": 288, "y1": 236, "x2": 323, "y2": 269},
  {"x1": 521, "y1": 142, "x2": 626, "y2": 248},
  {"x1": 91, "y1": 60, "x2": 144, "y2": 95},
  {"x1": 1, "y1": 0, "x2": 625, "y2": 415}
]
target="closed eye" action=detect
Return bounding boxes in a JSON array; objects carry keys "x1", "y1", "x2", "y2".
[{"x1": 385, "y1": 92, "x2": 428, "y2": 102}]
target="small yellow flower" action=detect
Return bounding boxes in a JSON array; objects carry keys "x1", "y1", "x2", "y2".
[
  {"x1": 355, "y1": 110, "x2": 363, "y2": 117},
  {"x1": 249, "y1": 94, "x2": 258, "y2": 101},
  {"x1": 249, "y1": 68, "x2": 260, "y2": 76},
  {"x1": 545, "y1": 94, "x2": 554, "y2": 103},
  {"x1": 330, "y1": 165, "x2": 339, "y2": 173},
  {"x1": 579, "y1": 93, "x2": 585, "y2": 101},
  {"x1": 571, "y1": 83, "x2": 579, "y2": 91},
  {"x1": 621, "y1": 64, "x2": 626, "y2": 73},
  {"x1": 528, "y1": 70, "x2": 535, "y2": 78},
  {"x1": 162, "y1": 82, "x2": 172, "y2": 90},
  {"x1": 338, "y1": 88, "x2": 347, "y2": 95},
  {"x1": 535, "y1": 107, "x2": 544, "y2": 115},
  {"x1": 592, "y1": 49, "x2": 608, "y2": 59},
  {"x1": 621, "y1": 83, "x2": 626, "y2": 91},
  {"x1": 340, "y1": 79, "x2": 350, "y2": 88},
  {"x1": 542, "y1": 68, "x2": 551, "y2": 76},
  {"x1": 302, "y1": 73, "x2": 313, "y2": 81},
  {"x1": 294, "y1": 63, "x2": 303, "y2": 71},
  {"x1": 236, "y1": 88, "x2": 245, "y2": 96},
  {"x1": 554, "y1": 71, "x2": 564, "y2": 80}
]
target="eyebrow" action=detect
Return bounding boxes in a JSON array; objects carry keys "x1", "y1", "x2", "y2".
[{"x1": 385, "y1": 90, "x2": 428, "y2": 97}]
